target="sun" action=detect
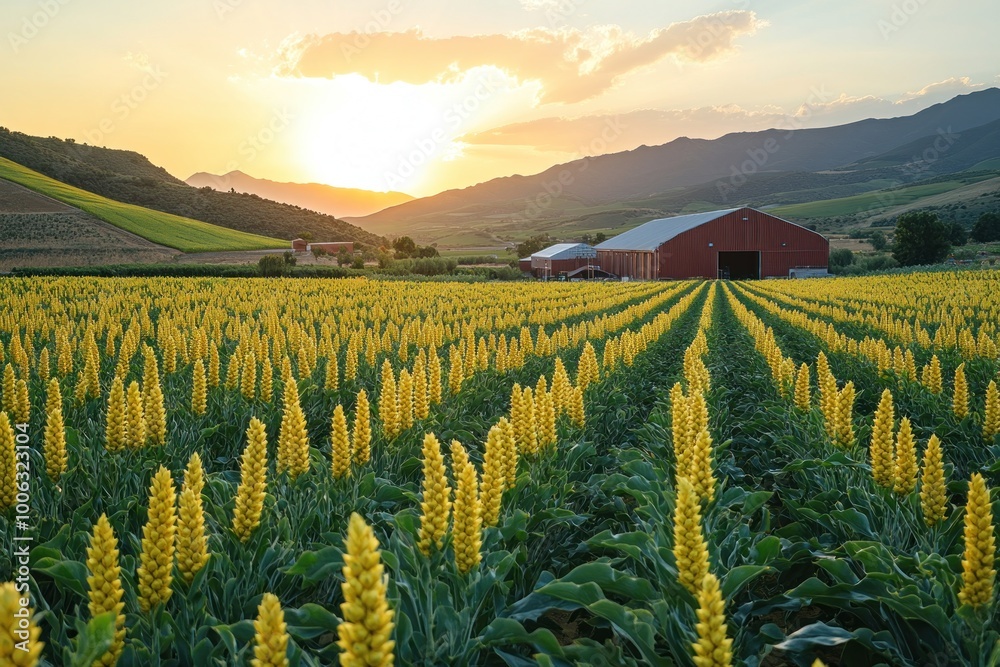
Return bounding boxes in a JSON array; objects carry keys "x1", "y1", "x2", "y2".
[{"x1": 294, "y1": 75, "x2": 456, "y2": 193}]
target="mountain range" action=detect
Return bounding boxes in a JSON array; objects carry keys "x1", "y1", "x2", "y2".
[
  {"x1": 347, "y1": 88, "x2": 1000, "y2": 245},
  {"x1": 185, "y1": 170, "x2": 413, "y2": 219}
]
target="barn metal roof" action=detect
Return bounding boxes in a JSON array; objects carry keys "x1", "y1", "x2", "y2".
[
  {"x1": 595, "y1": 208, "x2": 741, "y2": 251},
  {"x1": 532, "y1": 243, "x2": 598, "y2": 259}
]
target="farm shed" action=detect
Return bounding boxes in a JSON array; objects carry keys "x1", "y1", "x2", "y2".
[
  {"x1": 291, "y1": 238, "x2": 308, "y2": 252},
  {"x1": 530, "y1": 243, "x2": 598, "y2": 278},
  {"x1": 595, "y1": 207, "x2": 829, "y2": 280}
]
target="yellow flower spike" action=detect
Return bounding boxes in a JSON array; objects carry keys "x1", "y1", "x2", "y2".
[
  {"x1": 43, "y1": 378, "x2": 67, "y2": 483},
  {"x1": 142, "y1": 347, "x2": 166, "y2": 446},
  {"x1": 689, "y1": 429, "x2": 716, "y2": 503},
  {"x1": 0, "y1": 414, "x2": 15, "y2": 510},
  {"x1": 959, "y1": 473, "x2": 996, "y2": 608},
  {"x1": 225, "y1": 354, "x2": 240, "y2": 391},
  {"x1": 568, "y1": 385, "x2": 586, "y2": 428},
  {"x1": 919, "y1": 435, "x2": 947, "y2": 527},
  {"x1": 176, "y1": 486, "x2": 209, "y2": 585},
  {"x1": 338, "y1": 513, "x2": 395, "y2": 667},
  {"x1": 985, "y1": 380, "x2": 1000, "y2": 442},
  {"x1": 793, "y1": 363, "x2": 811, "y2": 411},
  {"x1": 184, "y1": 452, "x2": 204, "y2": 499},
  {"x1": 378, "y1": 360, "x2": 398, "y2": 440},
  {"x1": 276, "y1": 381, "x2": 310, "y2": 480},
  {"x1": 252, "y1": 593, "x2": 289, "y2": 667},
  {"x1": 1, "y1": 365, "x2": 15, "y2": 416},
  {"x1": 450, "y1": 440, "x2": 483, "y2": 574},
  {"x1": 893, "y1": 417, "x2": 918, "y2": 495},
  {"x1": 834, "y1": 381, "x2": 855, "y2": 448},
  {"x1": 86, "y1": 514, "x2": 126, "y2": 667},
  {"x1": 480, "y1": 423, "x2": 506, "y2": 528},
  {"x1": 673, "y1": 477, "x2": 710, "y2": 596},
  {"x1": 330, "y1": 405, "x2": 352, "y2": 479},
  {"x1": 691, "y1": 572, "x2": 732, "y2": 667},
  {"x1": 0, "y1": 581, "x2": 43, "y2": 666},
  {"x1": 137, "y1": 466, "x2": 177, "y2": 613},
  {"x1": 448, "y1": 348, "x2": 464, "y2": 395},
  {"x1": 208, "y1": 345, "x2": 221, "y2": 387},
  {"x1": 352, "y1": 389, "x2": 372, "y2": 466},
  {"x1": 412, "y1": 356, "x2": 429, "y2": 421},
  {"x1": 13, "y1": 380, "x2": 29, "y2": 426},
  {"x1": 417, "y1": 433, "x2": 452, "y2": 556},
  {"x1": 925, "y1": 354, "x2": 943, "y2": 394},
  {"x1": 241, "y1": 349, "x2": 257, "y2": 401},
  {"x1": 869, "y1": 389, "x2": 896, "y2": 489},
  {"x1": 397, "y1": 368, "x2": 413, "y2": 432},
  {"x1": 233, "y1": 417, "x2": 269, "y2": 542},
  {"x1": 953, "y1": 363, "x2": 969, "y2": 419},
  {"x1": 325, "y1": 354, "x2": 339, "y2": 391},
  {"x1": 124, "y1": 381, "x2": 146, "y2": 449},
  {"x1": 498, "y1": 416, "x2": 518, "y2": 491},
  {"x1": 191, "y1": 359, "x2": 207, "y2": 415}
]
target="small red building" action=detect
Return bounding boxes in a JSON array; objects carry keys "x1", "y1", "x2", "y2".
[
  {"x1": 530, "y1": 243, "x2": 598, "y2": 279},
  {"x1": 291, "y1": 238, "x2": 308, "y2": 253},
  {"x1": 595, "y1": 207, "x2": 828, "y2": 280}
]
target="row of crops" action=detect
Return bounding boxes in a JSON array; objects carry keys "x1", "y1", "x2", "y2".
[{"x1": 1, "y1": 271, "x2": 999, "y2": 665}]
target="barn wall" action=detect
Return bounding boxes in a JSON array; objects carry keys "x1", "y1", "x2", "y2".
[
  {"x1": 657, "y1": 209, "x2": 828, "y2": 279},
  {"x1": 531, "y1": 257, "x2": 594, "y2": 276}
]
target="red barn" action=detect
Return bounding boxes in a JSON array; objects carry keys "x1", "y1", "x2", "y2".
[
  {"x1": 595, "y1": 207, "x2": 828, "y2": 280},
  {"x1": 291, "y1": 238, "x2": 308, "y2": 253},
  {"x1": 530, "y1": 243, "x2": 598, "y2": 279}
]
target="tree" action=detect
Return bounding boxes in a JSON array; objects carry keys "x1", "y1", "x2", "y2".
[
  {"x1": 392, "y1": 236, "x2": 417, "y2": 258},
  {"x1": 869, "y1": 230, "x2": 888, "y2": 252},
  {"x1": 971, "y1": 212, "x2": 1000, "y2": 243},
  {"x1": 948, "y1": 221, "x2": 968, "y2": 246},
  {"x1": 515, "y1": 234, "x2": 551, "y2": 259},
  {"x1": 892, "y1": 211, "x2": 951, "y2": 266},
  {"x1": 594, "y1": 232, "x2": 607, "y2": 244},
  {"x1": 337, "y1": 248, "x2": 352, "y2": 266},
  {"x1": 258, "y1": 255, "x2": 290, "y2": 277},
  {"x1": 829, "y1": 248, "x2": 854, "y2": 270}
]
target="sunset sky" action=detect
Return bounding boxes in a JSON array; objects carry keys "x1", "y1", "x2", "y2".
[{"x1": 2, "y1": 0, "x2": 998, "y2": 197}]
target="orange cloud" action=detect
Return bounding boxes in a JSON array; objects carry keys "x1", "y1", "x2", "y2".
[{"x1": 277, "y1": 11, "x2": 764, "y2": 104}]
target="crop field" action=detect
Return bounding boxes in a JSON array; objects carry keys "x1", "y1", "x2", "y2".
[
  {"x1": 1, "y1": 272, "x2": 999, "y2": 666},
  {"x1": 0, "y1": 159, "x2": 285, "y2": 253}
]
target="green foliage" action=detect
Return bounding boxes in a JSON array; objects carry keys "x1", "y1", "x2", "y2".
[
  {"x1": 515, "y1": 234, "x2": 552, "y2": 259},
  {"x1": 829, "y1": 248, "x2": 855, "y2": 270},
  {"x1": 0, "y1": 157, "x2": 284, "y2": 252},
  {"x1": 949, "y1": 221, "x2": 969, "y2": 246},
  {"x1": 971, "y1": 211, "x2": 1000, "y2": 242},
  {"x1": 869, "y1": 230, "x2": 888, "y2": 252},
  {"x1": 893, "y1": 211, "x2": 951, "y2": 266},
  {"x1": 0, "y1": 129, "x2": 386, "y2": 248}
]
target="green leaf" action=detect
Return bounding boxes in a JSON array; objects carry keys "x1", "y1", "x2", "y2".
[
  {"x1": 33, "y1": 557, "x2": 89, "y2": 596},
  {"x1": 68, "y1": 612, "x2": 116, "y2": 667},
  {"x1": 721, "y1": 565, "x2": 771, "y2": 600}
]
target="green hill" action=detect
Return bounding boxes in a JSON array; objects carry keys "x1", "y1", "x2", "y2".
[
  {"x1": 0, "y1": 158, "x2": 284, "y2": 252},
  {"x1": 0, "y1": 128, "x2": 386, "y2": 248}
]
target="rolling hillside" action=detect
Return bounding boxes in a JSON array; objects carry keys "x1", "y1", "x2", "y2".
[
  {"x1": 351, "y1": 88, "x2": 1000, "y2": 243},
  {"x1": 186, "y1": 170, "x2": 413, "y2": 219},
  {"x1": 0, "y1": 177, "x2": 177, "y2": 269},
  {"x1": 0, "y1": 158, "x2": 284, "y2": 252},
  {"x1": 0, "y1": 128, "x2": 386, "y2": 247}
]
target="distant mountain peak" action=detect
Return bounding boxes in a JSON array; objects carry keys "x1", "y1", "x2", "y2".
[{"x1": 184, "y1": 170, "x2": 413, "y2": 219}]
